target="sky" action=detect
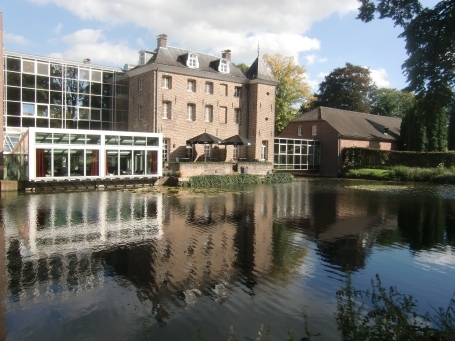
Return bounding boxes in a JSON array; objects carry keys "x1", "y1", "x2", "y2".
[{"x1": 0, "y1": 0, "x2": 440, "y2": 92}]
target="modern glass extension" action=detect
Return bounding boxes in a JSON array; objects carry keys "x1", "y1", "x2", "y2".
[
  {"x1": 21, "y1": 128, "x2": 162, "y2": 180},
  {"x1": 3, "y1": 51, "x2": 129, "y2": 152},
  {"x1": 273, "y1": 138, "x2": 320, "y2": 170}
]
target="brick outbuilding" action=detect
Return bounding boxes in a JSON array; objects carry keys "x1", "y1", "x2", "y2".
[{"x1": 278, "y1": 107, "x2": 402, "y2": 176}]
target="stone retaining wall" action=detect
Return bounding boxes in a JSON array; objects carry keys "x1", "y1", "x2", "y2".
[{"x1": 168, "y1": 162, "x2": 273, "y2": 177}]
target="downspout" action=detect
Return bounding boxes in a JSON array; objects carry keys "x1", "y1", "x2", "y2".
[
  {"x1": 154, "y1": 69, "x2": 159, "y2": 133},
  {"x1": 338, "y1": 133, "x2": 341, "y2": 175},
  {"x1": 245, "y1": 83, "x2": 250, "y2": 159}
]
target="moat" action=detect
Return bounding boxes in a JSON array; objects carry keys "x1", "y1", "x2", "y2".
[{"x1": 0, "y1": 179, "x2": 454, "y2": 340}]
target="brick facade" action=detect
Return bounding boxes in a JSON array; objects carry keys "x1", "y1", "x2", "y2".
[{"x1": 126, "y1": 38, "x2": 277, "y2": 164}]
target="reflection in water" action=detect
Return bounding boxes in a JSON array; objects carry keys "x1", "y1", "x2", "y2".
[{"x1": 1, "y1": 180, "x2": 455, "y2": 340}]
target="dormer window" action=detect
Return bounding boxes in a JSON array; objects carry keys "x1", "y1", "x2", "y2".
[
  {"x1": 219, "y1": 59, "x2": 230, "y2": 73},
  {"x1": 187, "y1": 53, "x2": 199, "y2": 68}
]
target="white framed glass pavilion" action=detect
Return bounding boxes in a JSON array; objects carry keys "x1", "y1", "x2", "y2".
[{"x1": 25, "y1": 128, "x2": 163, "y2": 180}]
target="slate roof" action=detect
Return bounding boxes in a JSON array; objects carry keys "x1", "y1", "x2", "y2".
[
  {"x1": 291, "y1": 107, "x2": 402, "y2": 141},
  {"x1": 141, "y1": 46, "x2": 247, "y2": 79},
  {"x1": 246, "y1": 57, "x2": 277, "y2": 83}
]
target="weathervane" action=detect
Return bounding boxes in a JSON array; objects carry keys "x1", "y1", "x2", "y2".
[{"x1": 257, "y1": 43, "x2": 260, "y2": 58}]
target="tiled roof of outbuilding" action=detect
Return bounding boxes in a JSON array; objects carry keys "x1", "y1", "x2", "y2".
[{"x1": 291, "y1": 107, "x2": 402, "y2": 141}]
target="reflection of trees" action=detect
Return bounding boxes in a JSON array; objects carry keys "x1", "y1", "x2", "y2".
[
  {"x1": 397, "y1": 197, "x2": 446, "y2": 250},
  {"x1": 317, "y1": 237, "x2": 369, "y2": 272},
  {"x1": 270, "y1": 221, "x2": 308, "y2": 281}
]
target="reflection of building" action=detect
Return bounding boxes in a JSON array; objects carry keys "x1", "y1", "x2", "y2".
[{"x1": 1, "y1": 186, "x2": 278, "y2": 305}]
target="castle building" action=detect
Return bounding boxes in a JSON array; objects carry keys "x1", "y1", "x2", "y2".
[
  {"x1": 126, "y1": 34, "x2": 277, "y2": 163},
  {"x1": 1, "y1": 12, "x2": 278, "y2": 183}
]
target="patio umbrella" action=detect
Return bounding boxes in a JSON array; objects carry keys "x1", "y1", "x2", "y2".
[
  {"x1": 186, "y1": 132, "x2": 224, "y2": 145},
  {"x1": 221, "y1": 134, "x2": 254, "y2": 146}
]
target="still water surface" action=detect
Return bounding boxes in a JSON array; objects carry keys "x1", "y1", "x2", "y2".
[{"x1": 1, "y1": 179, "x2": 454, "y2": 340}]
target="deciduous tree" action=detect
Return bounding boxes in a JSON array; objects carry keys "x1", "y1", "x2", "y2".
[
  {"x1": 370, "y1": 88, "x2": 415, "y2": 118},
  {"x1": 263, "y1": 53, "x2": 314, "y2": 134},
  {"x1": 358, "y1": 0, "x2": 454, "y2": 151},
  {"x1": 313, "y1": 62, "x2": 377, "y2": 113}
]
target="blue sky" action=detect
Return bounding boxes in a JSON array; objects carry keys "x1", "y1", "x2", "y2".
[{"x1": 1, "y1": 0, "x2": 439, "y2": 92}]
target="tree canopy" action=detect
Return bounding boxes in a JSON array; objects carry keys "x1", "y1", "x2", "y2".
[
  {"x1": 358, "y1": 0, "x2": 454, "y2": 151},
  {"x1": 263, "y1": 53, "x2": 314, "y2": 134},
  {"x1": 357, "y1": 0, "x2": 455, "y2": 105},
  {"x1": 312, "y1": 62, "x2": 377, "y2": 113},
  {"x1": 370, "y1": 88, "x2": 415, "y2": 118}
]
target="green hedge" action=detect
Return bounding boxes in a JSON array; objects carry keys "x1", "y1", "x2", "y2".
[
  {"x1": 342, "y1": 147, "x2": 455, "y2": 168},
  {"x1": 183, "y1": 173, "x2": 294, "y2": 188}
]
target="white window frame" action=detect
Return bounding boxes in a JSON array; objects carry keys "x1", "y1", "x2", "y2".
[
  {"x1": 162, "y1": 101, "x2": 171, "y2": 119},
  {"x1": 233, "y1": 145, "x2": 238, "y2": 160},
  {"x1": 162, "y1": 76, "x2": 171, "y2": 89},
  {"x1": 234, "y1": 87, "x2": 241, "y2": 98},
  {"x1": 187, "y1": 53, "x2": 199, "y2": 68},
  {"x1": 312, "y1": 125, "x2": 317, "y2": 136},
  {"x1": 219, "y1": 59, "x2": 229, "y2": 73},
  {"x1": 261, "y1": 141, "x2": 268, "y2": 161},
  {"x1": 234, "y1": 108, "x2": 240, "y2": 124},
  {"x1": 204, "y1": 144, "x2": 211, "y2": 157},
  {"x1": 187, "y1": 104, "x2": 196, "y2": 121},
  {"x1": 298, "y1": 126, "x2": 302, "y2": 136},
  {"x1": 139, "y1": 78, "x2": 143, "y2": 91},
  {"x1": 205, "y1": 105, "x2": 213, "y2": 122},
  {"x1": 162, "y1": 138, "x2": 170, "y2": 162},
  {"x1": 205, "y1": 82, "x2": 213, "y2": 94},
  {"x1": 187, "y1": 80, "x2": 196, "y2": 92}
]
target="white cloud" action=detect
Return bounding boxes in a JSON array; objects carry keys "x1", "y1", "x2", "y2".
[
  {"x1": 370, "y1": 67, "x2": 391, "y2": 87},
  {"x1": 49, "y1": 29, "x2": 138, "y2": 66},
  {"x1": 304, "y1": 54, "x2": 328, "y2": 65},
  {"x1": 317, "y1": 72, "x2": 329, "y2": 79},
  {"x1": 54, "y1": 22, "x2": 63, "y2": 35},
  {"x1": 30, "y1": 0, "x2": 359, "y2": 65},
  {"x1": 4, "y1": 32, "x2": 30, "y2": 45}
]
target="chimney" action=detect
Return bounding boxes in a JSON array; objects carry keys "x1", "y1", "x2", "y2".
[
  {"x1": 83, "y1": 58, "x2": 91, "y2": 64},
  {"x1": 222, "y1": 49, "x2": 231, "y2": 61},
  {"x1": 157, "y1": 34, "x2": 168, "y2": 49}
]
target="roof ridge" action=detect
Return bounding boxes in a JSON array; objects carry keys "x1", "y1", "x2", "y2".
[{"x1": 165, "y1": 46, "x2": 230, "y2": 61}]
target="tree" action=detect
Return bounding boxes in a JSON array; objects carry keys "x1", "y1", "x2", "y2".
[
  {"x1": 447, "y1": 105, "x2": 455, "y2": 150},
  {"x1": 358, "y1": 0, "x2": 455, "y2": 103},
  {"x1": 401, "y1": 93, "x2": 447, "y2": 151},
  {"x1": 313, "y1": 63, "x2": 377, "y2": 113},
  {"x1": 235, "y1": 62, "x2": 249, "y2": 74},
  {"x1": 370, "y1": 88, "x2": 415, "y2": 118},
  {"x1": 262, "y1": 53, "x2": 314, "y2": 134},
  {"x1": 358, "y1": 0, "x2": 454, "y2": 151}
]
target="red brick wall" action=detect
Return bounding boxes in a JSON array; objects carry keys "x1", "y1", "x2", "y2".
[
  {"x1": 247, "y1": 83, "x2": 276, "y2": 161},
  {"x1": 128, "y1": 69, "x2": 276, "y2": 163},
  {"x1": 340, "y1": 139, "x2": 397, "y2": 151},
  {"x1": 279, "y1": 120, "x2": 340, "y2": 176}
]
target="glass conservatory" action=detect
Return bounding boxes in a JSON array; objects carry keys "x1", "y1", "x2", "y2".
[
  {"x1": 273, "y1": 138, "x2": 320, "y2": 170},
  {"x1": 9, "y1": 128, "x2": 163, "y2": 181}
]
